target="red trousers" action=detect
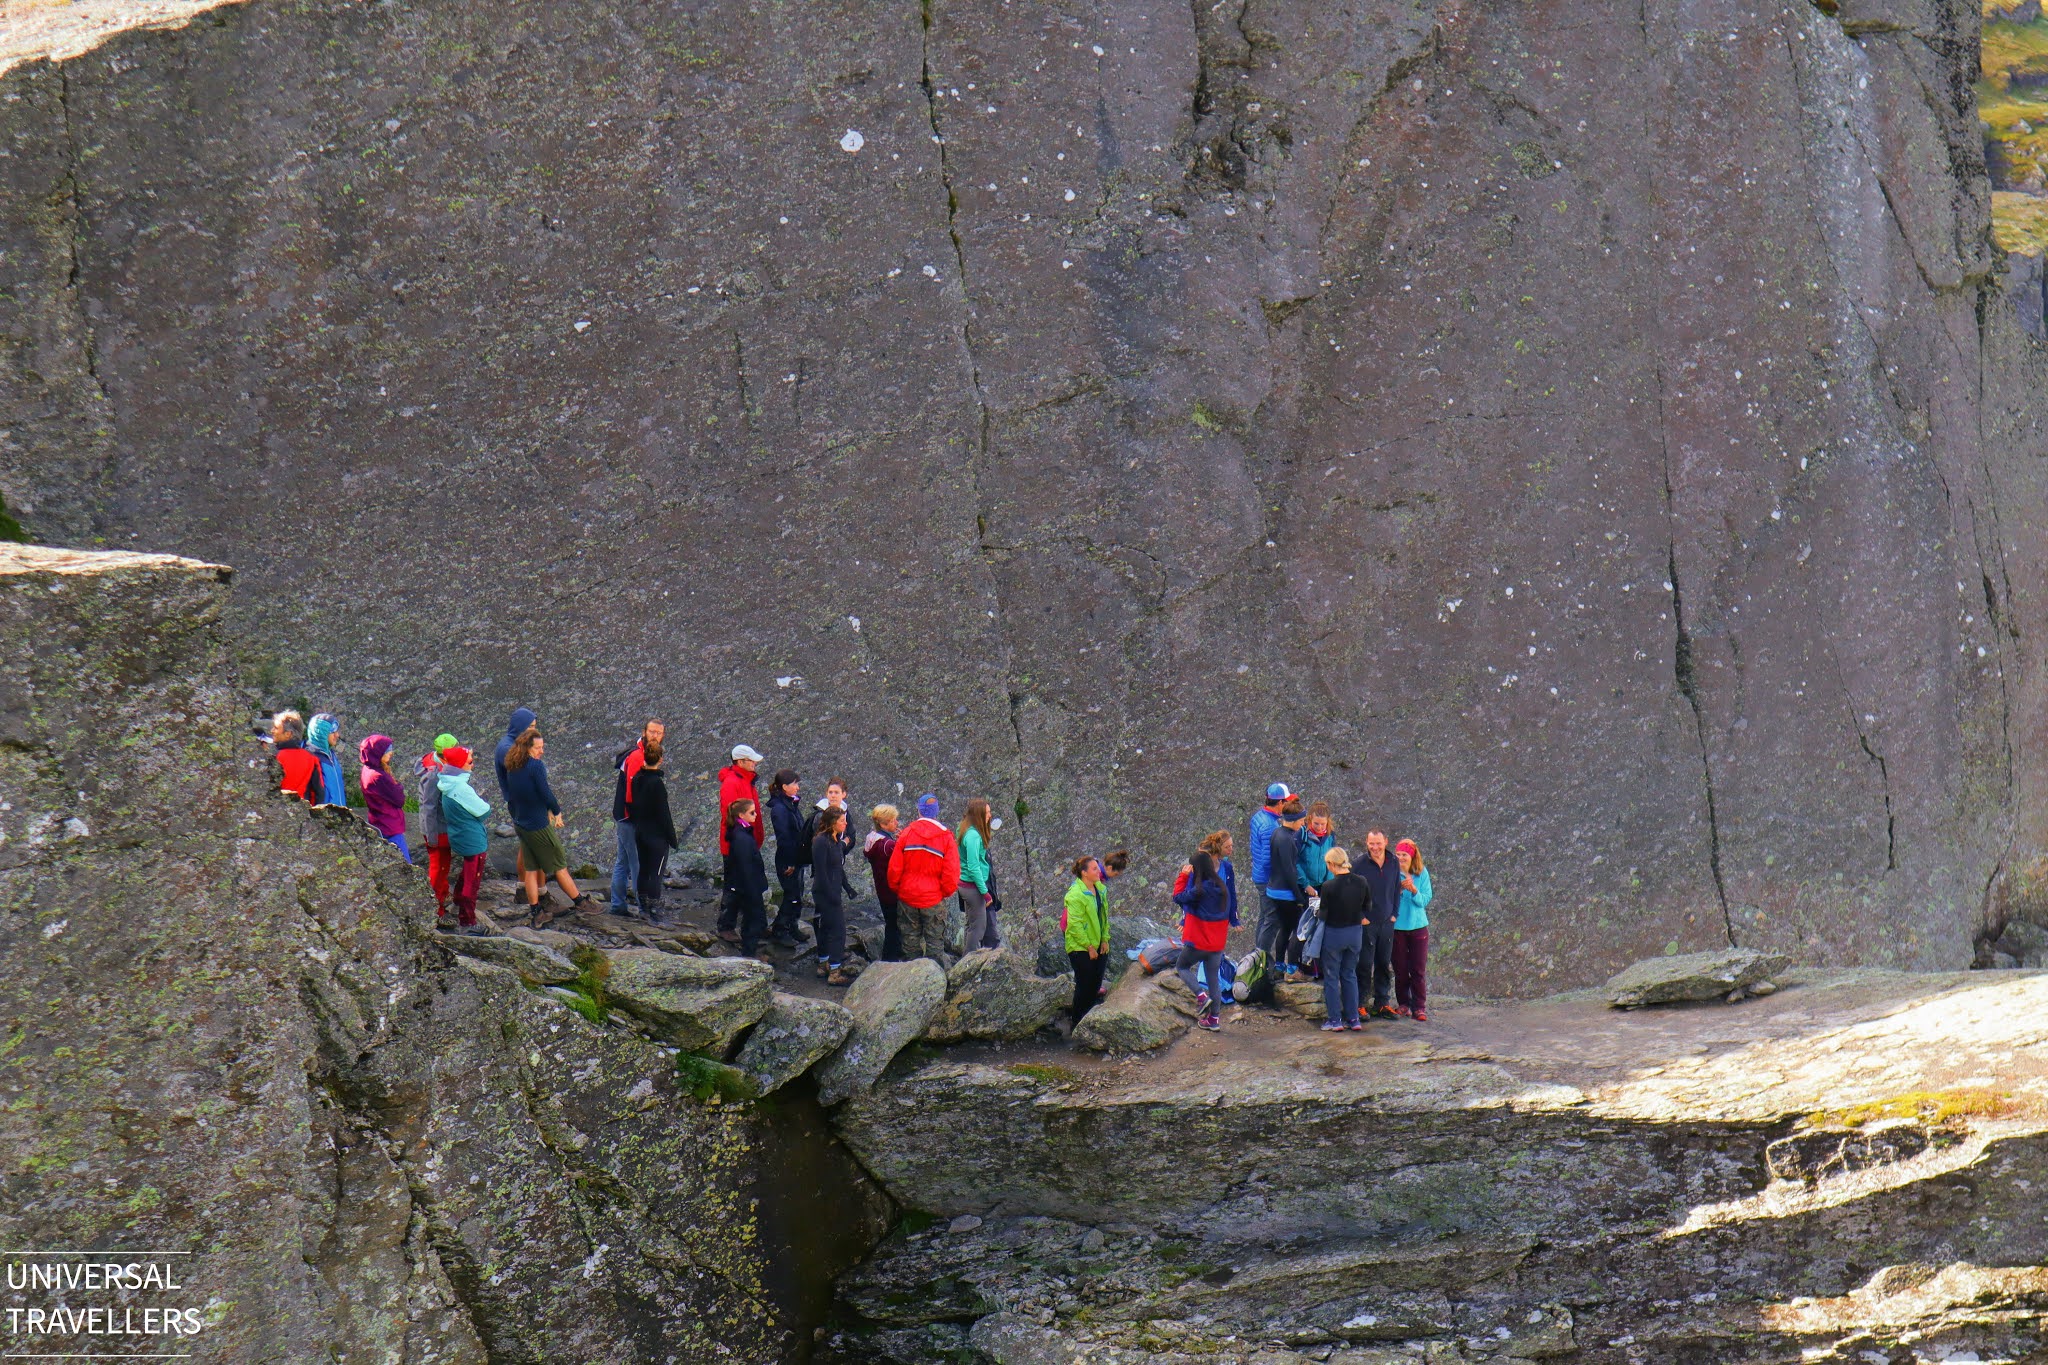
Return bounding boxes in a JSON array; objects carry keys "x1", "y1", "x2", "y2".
[
  {"x1": 427, "y1": 838, "x2": 454, "y2": 910},
  {"x1": 1393, "y1": 927, "x2": 1429, "y2": 1012},
  {"x1": 453, "y1": 853, "x2": 485, "y2": 927}
]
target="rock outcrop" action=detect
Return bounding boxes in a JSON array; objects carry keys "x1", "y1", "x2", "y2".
[
  {"x1": 1604, "y1": 946, "x2": 1791, "y2": 1007},
  {"x1": 1071, "y1": 969, "x2": 1201, "y2": 1052},
  {"x1": 814, "y1": 959, "x2": 947, "y2": 1105},
  {"x1": 593, "y1": 946, "x2": 775, "y2": 1052},
  {"x1": 0, "y1": 545, "x2": 888, "y2": 1362},
  {"x1": 830, "y1": 967, "x2": 2048, "y2": 1362},
  {"x1": 737, "y1": 992, "x2": 856, "y2": 1096},
  {"x1": 923, "y1": 945, "x2": 1070, "y2": 1043},
  {"x1": 0, "y1": 0, "x2": 2040, "y2": 995}
]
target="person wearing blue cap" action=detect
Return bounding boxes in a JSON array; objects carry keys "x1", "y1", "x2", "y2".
[
  {"x1": 887, "y1": 793, "x2": 961, "y2": 963},
  {"x1": 1249, "y1": 782, "x2": 1291, "y2": 964}
]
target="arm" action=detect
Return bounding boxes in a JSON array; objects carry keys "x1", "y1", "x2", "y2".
[
  {"x1": 1410, "y1": 868, "x2": 1432, "y2": 913},
  {"x1": 537, "y1": 762, "x2": 561, "y2": 818},
  {"x1": 940, "y1": 834, "x2": 962, "y2": 899}
]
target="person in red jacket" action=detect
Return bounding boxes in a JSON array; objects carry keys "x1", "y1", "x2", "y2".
[
  {"x1": 715, "y1": 744, "x2": 764, "y2": 943},
  {"x1": 888, "y1": 793, "x2": 961, "y2": 963},
  {"x1": 271, "y1": 711, "x2": 325, "y2": 804}
]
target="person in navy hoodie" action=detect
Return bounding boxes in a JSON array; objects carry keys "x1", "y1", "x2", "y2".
[
  {"x1": 1353, "y1": 829, "x2": 1402, "y2": 1019},
  {"x1": 496, "y1": 706, "x2": 538, "y2": 881},
  {"x1": 767, "y1": 770, "x2": 812, "y2": 948}
]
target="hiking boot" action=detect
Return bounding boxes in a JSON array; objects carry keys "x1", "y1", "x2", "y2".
[
  {"x1": 772, "y1": 933, "x2": 801, "y2": 949},
  {"x1": 752, "y1": 950, "x2": 775, "y2": 964},
  {"x1": 1412, "y1": 1009, "x2": 1428, "y2": 1023},
  {"x1": 1199, "y1": 1013, "x2": 1221, "y2": 1031},
  {"x1": 1320, "y1": 1021, "x2": 1346, "y2": 1032},
  {"x1": 1347, "y1": 1021, "x2": 1364, "y2": 1031},
  {"x1": 1194, "y1": 991, "x2": 1211, "y2": 1012},
  {"x1": 459, "y1": 922, "x2": 494, "y2": 937},
  {"x1": 1371, "y1": 1004, "x2": 1398, "y2": 1020},
  {"x1": 718, "y1": 928, "x2": 742, "y2": 944},
  {"x1": 815, "y1": 962, "x2": 831, "y2": 979},
  {"x1": 1392, "y1": 1006, "x2": 1412, "y2": 1018},
  {"x1": 827, "y1": 969, "x2": 856, "y2": 987}
]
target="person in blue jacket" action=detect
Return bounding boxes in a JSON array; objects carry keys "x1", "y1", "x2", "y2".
[
  {"x1": 1392, "y1": 838, "x2": 1435, "y2": 1021},
  {"x1": 502, "y1": 723, "x2": 589, "y2": 923},
  {"x1": 1249, "y1": 782, "x2": 1290, "y2": 966},
  {"x1": 1174, "y1": 842, "x2": 1237, "y2": 1032},
  {"x1": 306, "y1": 713, "x2": 347, "y2": 807}
]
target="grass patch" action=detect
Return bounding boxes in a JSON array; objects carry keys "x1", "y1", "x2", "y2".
[
  {"x1": 1189, "y1": 401, "x2": 1223, "y2": 433},
  {"x1": 675, "y1": 1053, "x2": 759, "y2": 1104},
  {"x1": 1803, "y1": 1088, "x2": 2010, "y2": 1130},
  {"x1": 543, "y1": 984, "x2": 609, "y2": 1026},
  {"x1": 895, "y1": 1209, "x2": 937, "y2": 1235},
  {"x1": 0, "y1": 494, "x2": 27, "y2": 543}
]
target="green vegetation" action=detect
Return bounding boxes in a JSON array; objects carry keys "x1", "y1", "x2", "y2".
[
  {"x1": 1802, "y1": 1088, "x2": 2009, "y2": 1130},
  {"x1": 0, "y1": 494, "x2": 26, "y2": 543},
  {"x1": 1981, "y1": 3, "x2": 2048, "y2": 244},
  {"x1": 1993, "y1": 191, "x2": 2048, "y2": 255},
  {"x1": 1008, "y1": 1061, "x2": 1082, "y2": 1087},
  {"x1": 675, "y1": 1053, "x2": 758, "y2": 1104}
]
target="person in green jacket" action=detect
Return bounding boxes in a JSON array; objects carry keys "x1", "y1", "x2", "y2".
[
  {"x1": 1063, "y1": 855, "x2": 1110, "y2": 1024},
  {"x1": 435, "y1": 746, "x2": 494, "y2": 936},
  {"x1": 957, "y1": 797, "x2": 1000, "y2": 954}
]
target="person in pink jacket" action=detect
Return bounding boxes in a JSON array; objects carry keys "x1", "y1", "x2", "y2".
[{"x1": 358, "y1": 734, "x2": 411, "y2": 862}]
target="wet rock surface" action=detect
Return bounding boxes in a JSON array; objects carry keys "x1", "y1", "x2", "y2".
[{"x1": 2, "y1": 0, "x2": 2042, "y2": 995}]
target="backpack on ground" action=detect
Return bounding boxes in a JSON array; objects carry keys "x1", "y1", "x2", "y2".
[
  {"x1": 1135, "y1": 938, "x2": 1183, "y2": 975},
  {"x1": 1231, "y1": 948, "x2": 1270, "y2": 1003}
]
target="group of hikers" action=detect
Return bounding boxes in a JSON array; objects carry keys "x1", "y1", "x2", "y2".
[{"x1": 267, "y1": 710, "x2": 1437, "y2": 1031}]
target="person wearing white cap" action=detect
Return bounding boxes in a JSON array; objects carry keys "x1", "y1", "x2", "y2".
[
  {"x1": 1249, "y1": 781, "x2": 1292, "y2": 967},
  {"x1": 715, "y1": 743, "x2": 765, "y2": 943}
]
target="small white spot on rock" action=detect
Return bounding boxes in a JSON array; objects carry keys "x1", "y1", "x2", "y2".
[
  {"x1": 922, "y1": 264, "x2": 939, "y2": 278},
  {"x1": 948, "y1": 1214, "x2": 983, "y2": 1233},
  {"x1": 1064, "y1": 188, "x2": 1076, "y2": 201},
  {"x1": 1091, "y1": 43, "x2": 1105, "y2": 55},
  {"x1": 43, "y1": 920, "x2": 67, "y2": 939},
  {"x1": 839, "y1": 128, "x2": 866, "y2": 153},
  {"x1": 63, "y1": 817, "x2": 89, "y2": 839},
  {"x1": 573, "y1": 319, "x2": 590, "y2": 332},
  {"x1": 848, "y1": 615, "x2": 861, "y2": 631}
]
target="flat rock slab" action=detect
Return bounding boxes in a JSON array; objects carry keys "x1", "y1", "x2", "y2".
[
  {"x1": 815, "y1": 959, "x2": 946, "y2": 1105},
  {"x1": 734, "y1": 992, "x2": 855, "y2": 1095},
  {"x1": 599, "y1": 948, "x2": 773, "y2": 1053},
  {"x1": 435, "y1": 930, "x2": 578, "y2": 984},
  {"x1": 1274, "y1": 981, "x2": 1326, "y2": 1019},
  {"x1": 924, "y1": 945, "x2": 1070, "y2": 1043},
  {"x1": 1605, "y1": 947, "x2": 1791, "y2": 1008},
  {"x1": 1073, "y1": 969, "x2": 1199, "y2": 1053}
]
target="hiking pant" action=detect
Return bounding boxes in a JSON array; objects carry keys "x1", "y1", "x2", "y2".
[
  {"x1": 1176, "y1": 943, "x2": 1226, "y2": 1008},
  {"x1": 427, "y1": 838, "x2": 453, "y2": 911},
  {"x1": 1356, "y1": 922, "x2": 1395, "y2": 1009},
  {"x1": 901, "y1": 902, "x2": 949, "y2": 964},
  {"x1": 1321, "y1": 925, "x2": 1364, "y2": 1026},
  {"x1": 736, "y1": 890, "x2": 768, "y2": 955},
  {"x1": 718, "y1": 886, "x2": 738, "y2": 934},
  {"x1": 384, "y1": 831, "x2": 413, "y2": 864},
  {"x1": 635, "y1": 836, "x2": 668, "y2": 915},
  {"x1": 774, "y1": 866, "x2": 807, "y2": 938},
  {"x1": 1394, "y1": 927, "x2": 1429, "y2": 1012},
  {"x1": 816, "y1": 897, "x2": 846, "y2": 969},
  {"x1": 959, "y1": 887, "x2": 1000, "y2": 954},
  {"x1": 611, "y1": 821, "x2": 640, "y2": 909},
  {"x1": 1257, "y1": 892, "x2": 1301, "y2": 968},
  {"x1": 1069, "y1": 949, "x2": 1107, "y2": 1021},
  {"x1": 879, "y1": 900, "x2": 903, "y2": 961},
  {"x1": 453, "y1": 853, "x2": 485, "y2": 928}
]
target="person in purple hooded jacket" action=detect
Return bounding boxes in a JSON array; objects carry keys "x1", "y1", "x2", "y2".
[{"x1": 358, "y1": 734, "x2": 411, "y2": 862}]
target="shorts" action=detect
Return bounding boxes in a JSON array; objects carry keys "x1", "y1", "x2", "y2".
[{"x1": 516, "y1": 822, "x2": 569, "y2": 876}]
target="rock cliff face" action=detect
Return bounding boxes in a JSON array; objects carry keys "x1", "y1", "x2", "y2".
[
  {"x1": 0, "y1": 545, "x2": 888, "y2": 1362},
  {"x1": 828, "y1": 969, "x2": 2048, "y2": 1363},
  {"x1": 3, "y1": 0, "x2": 2047, "y2": 994}
]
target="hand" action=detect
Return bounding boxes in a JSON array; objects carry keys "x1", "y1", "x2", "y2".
[
  {"x1": 1400, "y1": 875, "x2": 1416, "y2": 892},
  {"x1": 781, "y1": 867, "x2": 794, "y2": 877},
  {"x1": 1179, "y1": 862, "x2": 1192, "y2": 877},
  {"x1": 550, "y1": 812, "x2": 564, "y2": 828}
]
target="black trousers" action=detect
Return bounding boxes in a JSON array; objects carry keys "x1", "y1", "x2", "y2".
[
  {"x1": 774, "y1": 866, "x2": 807, "y2": 936},
  {"x1": 737, "y1": 890, "x2": 768, "y2": 954},
  {"x1": 1355, "y1": 922, "x2": 1395, "y2": 1008},
  {"x1": 1069, "y1": 949, "x2": 1108, "y2": 1021},
  {"x1": 879, "y1": 899, "x2": 903, "y2": 961},
  {"x1": 634, "y1": 836, "x2": 668, "y2": 912}
]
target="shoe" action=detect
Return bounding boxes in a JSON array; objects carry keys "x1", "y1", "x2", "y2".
[
  {"x1": 1194, "y1": 990, "x2": 1211, "y2": 1011},
  {"x1": 1412, "y1": 1009, "x2": 1427, "y2": 1023},
  {"x1": 827, "y1": 969, "x2": 856, "y2": 987},
  {"x1": 459, "y1": 922, "x2": 494, "y2": 937},
  {"x1": 1348, "y1": 1021, "x2": 1364, "y2": 1030},
  {"x1": 1372, "y1": 1005, "x2": 1398, "y2": 1020},
  {"x1": 772, "y1": 933, "x2": 801, "y2": 949},
  {"x1": 816, "y1": 962, "x2": 831, "y2": 979},
  {"x1": 752, "y1": 949, "x2": 775, "y2": 963},
  {"x1": 1200, "y1": 1013, "x2": 1221, "y2": 1031},
  {"x1": 1393, "y1": 1006, "x2": 1412, "y2": 1018},
  {"x1": 1321, "y1": 1022, "x2": 1346, "y2": 1032},
  {"x1": 791, "y1": 923, "x2": 814, "y2": 942}
]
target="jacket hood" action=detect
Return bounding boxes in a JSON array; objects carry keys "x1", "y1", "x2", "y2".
[
  {"x1": 505, "y1": 707, "x2": 537, "y2": 740},
  {"x1": 307, "y1": 713, "x2": 338, "y2": 757},
  {"x1": 719, "y1": 763, "x2": 758, "y2": 785},
  {"x1": 359, "y1": 734, "x2": 393, "y2": 770},
  {"x1": 438, "y1": 768, "x2": 476, "y2": 790}
]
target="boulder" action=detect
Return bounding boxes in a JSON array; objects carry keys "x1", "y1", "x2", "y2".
[
  {"x1": 435, "y1": 930, "x2": 578, "y2": 984},
  {"x1": 1275, "y1": 980, "x2": 1326, "y2": 1019},
  {"x1": 733, "y1": 992, "x2": 855, "y2": 1095},
  {"x1": 506, "y1": 925, "x2": 578, "y2": 953},
  {"x1": 1072, "y1": 969, "x2": 1200, "y2": 1053},
  {"x1": 814, "y1": 959, "x2": 947, "y2": 1105},
  {"x1": 597, "y1": 948, "x2": 774, "y2": 1052},
  {"x1": 924, "y1": 945, "x2": 1070, "y2": 1043},
  {"x1": 1605, "y1": 947, "x2": 1791, "y2": 1008}
]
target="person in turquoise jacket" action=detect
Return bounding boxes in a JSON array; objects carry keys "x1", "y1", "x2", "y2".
[
  {"x1": 435, "y1": 746, "x2": 493, "y2": 935},
  {"x1": 1392, "y1": 838, "x2": 1434, "y2": 1020},
  {"x1": 1297, "y1": 801, "x2": 1337, "y2": 896},
  {"x1": 958, "y1": 798, "x2": 1000, "y2": 953},
  {"x1": 306, "y1": 712, "x2": 347, "y2": 808},
  {"x1": 1063, "y1": 856, "x2": 1110, "y2": 1025}
]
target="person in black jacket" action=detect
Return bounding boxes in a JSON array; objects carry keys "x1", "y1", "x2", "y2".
[
  {"x1": 723, "y1": 799, "x2": 771, "y2": 960},
  {"x1": 1354, "y1": 830, "x2": 1402, "y2": 1018},
  {"x1": 1315, "y1": 848, "x2": 1368, "y2": 1030},
  {"x1": 811, "y1": 807, "x2": 856, "y2": 985},
  {"x1": 1266, "y1": 800, "x2": 1308, "y2": 981},
  {"x1": 767, "y1": 770, "x2": 812, "y2": 948},
  {"x1": 629, "y1": 742, "x2": 678, "y2": 924}
]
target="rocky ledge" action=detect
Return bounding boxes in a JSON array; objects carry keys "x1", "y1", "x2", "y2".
[{"x1": 826, "y1": 969, "x2": 2048, "y2": 1364}]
